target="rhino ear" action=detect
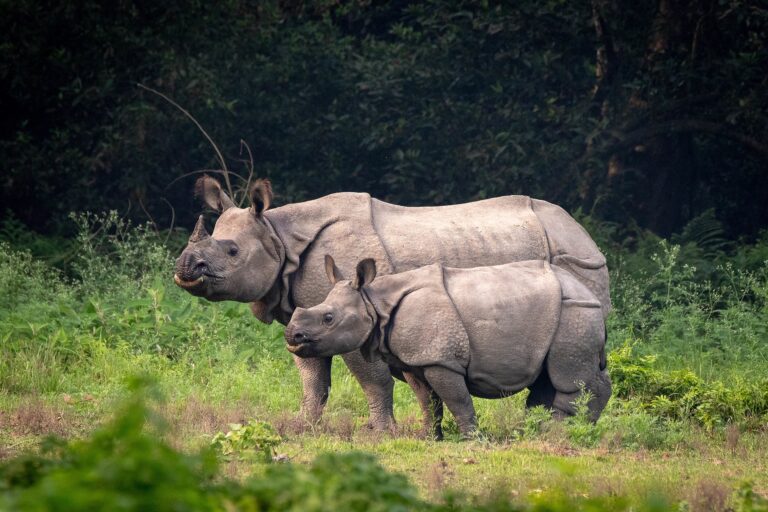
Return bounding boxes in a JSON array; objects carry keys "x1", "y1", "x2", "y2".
[
  {"x1": 249, "y1": 179, "x2": 273, "y2": 217},
  {"x1": 354, "y1": 259, "x2": 377, "y2": 290},
  {"x1": 324, "y1": 255, "x2": 344, "y2": 285},
  {"x1": 195, "y1": 175, "x2": 235, "y2": 213}
]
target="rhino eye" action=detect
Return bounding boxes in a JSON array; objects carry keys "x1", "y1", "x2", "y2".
[
  {"x1": 323, "y1": 313, "x2": 334, "y2": 325},
  {"x1": 227, "y1": 244, "x2": 239, "y2": 257}
]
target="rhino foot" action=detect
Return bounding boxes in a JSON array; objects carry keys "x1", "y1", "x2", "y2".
[
  {"x1": 459, "y1": 428, "x2": 487, "y2": 442},
  {"x1": 364, "y1": 413, "x2": 397, "y2": 433},
  {"x1": 429, "y1": 425, "x2": 444, "y2": 441}
]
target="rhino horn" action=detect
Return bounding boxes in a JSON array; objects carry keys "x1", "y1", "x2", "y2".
[{"x1": 189, "y1": 215, "x2": 210, "y2": 243}]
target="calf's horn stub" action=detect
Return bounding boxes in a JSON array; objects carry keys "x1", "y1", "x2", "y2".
[{"x1": 189, "y1": 215, "x2": 210, "y2": 243}]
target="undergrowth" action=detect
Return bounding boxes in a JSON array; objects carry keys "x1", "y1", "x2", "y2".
[
  {"x1": 606, "y1": 229, "x2": 768, "y2": 380},
  {"x1": 3, "y1": 212, "x2": 766, "y2": 422},
  {"x1": 0, "y1": 212, "x2": 285, "y2": 397},
  {"x1": 3, "y1": 380, "x2": 767, "y2": 511}
]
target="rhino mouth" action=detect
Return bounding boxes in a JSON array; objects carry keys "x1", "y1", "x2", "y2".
[
  {"x1": 174, "y1": 274, "x2": 207, "y2": 289},
  {"x1": 284, "y1": 324, "x2": 319, "y2": 355},
  {"x1": 286, "y1": 342, "x2": 312, "y2": 354},
  {"x1": 285, "y1": 341, "x2": 320, "y2": 358}
]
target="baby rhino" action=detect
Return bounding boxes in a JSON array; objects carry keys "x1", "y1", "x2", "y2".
[{"x1": 285, "y1": 256, "x2": 611, "y2": 439}]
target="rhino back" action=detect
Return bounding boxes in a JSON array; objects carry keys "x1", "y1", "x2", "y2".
[
  {"x1": 530, "y1": 199, "x2": 611, "y2": 315},
  {"x1": 371, "y1": 196, "x2": 550, "y2": 272},
  {"x1": 443, "y1": 261, "x2": 562, "y2": 397},
  {"x1": 268, "y1": 193, "x2": 608, "y2": 320}
]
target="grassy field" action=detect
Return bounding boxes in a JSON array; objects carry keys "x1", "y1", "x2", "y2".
[{"x1": 1, "y1": 214, "x2": 767, "y2": 510}]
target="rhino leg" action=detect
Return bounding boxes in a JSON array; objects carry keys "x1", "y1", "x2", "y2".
[
  {"x1": 403, "y1": 371, "x2": 444, "y2": 440},
  {"x1": 550, "y1": 369, "x2": 611, "y2": 421},
  {"x1": 546, "y1": 305, "x2": 612, "y2": 421},
  {"x1": 294, "y1": 355, "x2": 332, "y2": 423},
  {"x1": 423, "y1": 366, "x2": 477, "y2": 438},
  {"x1": 340, "y1": 350, "x2": 396, "y2": 432},
  {"x1": 526, "y1": 367, "x2": 556, "y2": 410}
]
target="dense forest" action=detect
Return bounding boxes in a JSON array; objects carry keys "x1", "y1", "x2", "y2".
[{"x1": 2, "y1": 0, "x2": 766, "y2": 242}]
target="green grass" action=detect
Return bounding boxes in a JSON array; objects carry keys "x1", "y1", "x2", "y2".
[
  {"x1": 1, "y1": 214, "x2": 768, "y2": 509},
  {"x1": 3, "y1": 360, "x2": 767, "y2": 509}
]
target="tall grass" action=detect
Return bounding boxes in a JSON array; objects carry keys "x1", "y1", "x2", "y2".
[
  {"x1": 1, "y1": 212, "x2": 767, "y2": 437},
  {"x1": 608, "y1": 240, "x2": 768, "y2": 380}
]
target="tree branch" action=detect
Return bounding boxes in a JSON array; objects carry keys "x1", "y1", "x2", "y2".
[
  {"x1": 607, "y1": 119, "x2": 768, "y2": 158},
  {"x1": 618, "y1": 93, "x2": 719, "y2": 133},
  {"x1": 137, "y1": 83, "x2": 234, "y2": 198}
]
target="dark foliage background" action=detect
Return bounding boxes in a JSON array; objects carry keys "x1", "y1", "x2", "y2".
[{"x1": 1, "y1": 0, "x2": 766, "y2": 240}]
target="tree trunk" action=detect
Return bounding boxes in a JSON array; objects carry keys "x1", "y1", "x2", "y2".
[{"x1": 585, "y1": 0, "x2": 702, "y2": 235}]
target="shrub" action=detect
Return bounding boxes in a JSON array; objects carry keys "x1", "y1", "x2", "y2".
[
  {"x1": 0, "y1": 379, "x2": 422, "y2": 512},
  {"x1": 0, "y1": 241, "x2": 70, "y2": 313},
  {"x1": 211, "y1": 421, "x2": 282, "y2": 462},
  {"x1": 600, "y1": 402, "x2": 686, "y2": 450},
  {"x1": 235, "y1": 452, "x2": 422, "y2": 512},
  {"x1": 513, "y1": 405, "x2": 555, "y2": 441},
  {"x1": 608, "y1": 239, "x2": 768, "y2": 380},
  {"x1": 0, "y1": 212, "x2": 284, "y2": 379},
  {"x1": 0, "y1": 377, "x2": 221, "y2": 512},
  {"x1": 564, "y1": 391, "x2": 605, "y2": 448},
  {"x1": 608, "y1": 344, "x2": 768, "y2": 429},
  {"x1": 733, "y1": 481, "x2": 768, "y2": 512}
]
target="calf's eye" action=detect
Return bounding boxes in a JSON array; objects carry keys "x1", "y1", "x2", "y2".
[
  {"x1": 228, "y1": 245, "x2": 239, "y2": 257},
  {"x1": 323, "y1": 313, "x2": 334, "y2": 324}
]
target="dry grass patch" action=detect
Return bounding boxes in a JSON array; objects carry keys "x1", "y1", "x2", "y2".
[
  {"x1": 0, "y1": 398, "x2": 73, "y2": 437},
  {"x1": 160, "y1": 396, "x2": 256, "y2": 451},
  {"x1": 687, "y1": 479, "x2": 731, "y2": 512},
  {"x1": 426, "y1": 457, "x2": 454, "y2": 499}
]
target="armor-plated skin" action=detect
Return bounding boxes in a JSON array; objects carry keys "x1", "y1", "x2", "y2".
[
  {"x1": 286, "y1": 258, "x2": 611, "y2": 438},
  {"x1": 174, "y1": 176, "x2": 610, "y2": 432}
]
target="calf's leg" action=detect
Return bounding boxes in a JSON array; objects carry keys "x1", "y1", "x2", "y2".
[
  {"x1": 403, "y1": 371, "x2": 444, "y2": 440},
  {"x1": 551, "y1": 369, "x2": 611, "y2": 420},
  {"x1": 294, "y1": 355, "x2": 332, "y2": 423},
  {"x1": 422, "y1": 366, "x2": 477, "y2": 438},
  {"x1": 341, "y1": 350, "x2": 396, "y2": 432}
]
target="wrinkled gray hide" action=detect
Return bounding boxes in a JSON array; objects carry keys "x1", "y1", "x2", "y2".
[
  {"x1": 175, "y1": 178, "x2": 610, "y2": 432},
  {"x1": 286, "y1": 260, "x2": 611, "y2": 439},
  {"x1": 263, "y1": 193, "x2": 610, "y2": 319}
]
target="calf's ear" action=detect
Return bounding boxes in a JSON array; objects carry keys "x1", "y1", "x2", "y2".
[
  {"x1": 195, "y1": 175, "x2": 235, "y2": 213},
  {"x1": 354, "y1": 259, "x2": 377, "y2": 289},
  {"x1": 324, "y1": 255, "x2": 345, "y2": 284},
  {"x1": 250, "y1": 179, "x2": 273, "y2": 216}
]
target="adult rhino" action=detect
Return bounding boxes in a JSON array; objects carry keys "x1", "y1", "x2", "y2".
[{"x1": 174, "y1": 176, "x2": 610, "y2": 431}]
